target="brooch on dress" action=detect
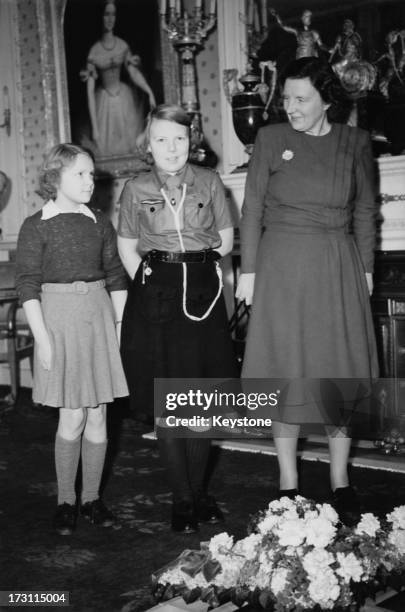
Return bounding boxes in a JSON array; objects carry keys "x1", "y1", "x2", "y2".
[{"x1": 282, "y1": 149, "x2": 294, "y2": 161}]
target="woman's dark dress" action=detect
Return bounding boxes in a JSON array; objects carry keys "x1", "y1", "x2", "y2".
[{"x1": 240, "y1": 123, "x2": 379, "y2": 426}]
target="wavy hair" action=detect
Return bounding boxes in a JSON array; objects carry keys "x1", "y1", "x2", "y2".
[
  {"x1": 280, "y1": 57, "x2": 352, "y2": 123},
  {"x1": 37, "y1": 143, "x2": 94, "y2": 201}
]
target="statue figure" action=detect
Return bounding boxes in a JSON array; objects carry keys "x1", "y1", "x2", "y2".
[
  {"x1": 374, "y1": 30, "x2": 404, "y2": 100},
  {"x1": 270, "y1": 9, "x2": 327, "y2": 59},
  {"x1": 329, "y1": 19, "x2": 363, "y2": 78}
]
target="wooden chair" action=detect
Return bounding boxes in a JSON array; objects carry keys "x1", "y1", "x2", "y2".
[{"x1": 0, "y1": 262, "x2": 34, "y2": 404}]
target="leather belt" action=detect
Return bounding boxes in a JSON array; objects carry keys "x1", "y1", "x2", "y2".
[{"x1": 147, "y1": 250, "x2": 220, "y2": 263}]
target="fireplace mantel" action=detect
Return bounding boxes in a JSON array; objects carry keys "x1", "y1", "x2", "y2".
[{"x1": 222, "y1": 154, "x2": 405, "y2": 253}]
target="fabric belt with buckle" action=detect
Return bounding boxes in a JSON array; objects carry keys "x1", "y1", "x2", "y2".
[
  {"x1": 41, "y1": 280, "x2": 106, "y2": 294},
  {"x1": 147, "y1": 250, "x2": 221, "y2": 264}
]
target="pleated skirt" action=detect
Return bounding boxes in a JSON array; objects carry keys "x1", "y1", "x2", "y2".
[{"x1": 33, "y1": 282, "x2": 129, "y2": 409}]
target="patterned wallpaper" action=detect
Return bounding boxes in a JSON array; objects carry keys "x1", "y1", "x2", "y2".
[
  {"x1": 17, "y1": 0, "x2": 46, "y2": 214},
  {"x1": 196, "y1": 27, "x2": 224, "y2": 169}
]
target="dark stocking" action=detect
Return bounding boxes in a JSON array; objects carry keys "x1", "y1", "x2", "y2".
[
  {"x1": 158, "y1": 438, "x2": 211, "y2": 502},
  {"x1": 186, "y1": 438, "x2": 211, "y2": 499},
  {"x1": 158, "y1": 438, "x2": 191, "y2": 502}
]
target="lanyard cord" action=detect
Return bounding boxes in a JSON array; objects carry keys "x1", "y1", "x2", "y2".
[{"x1": 159, "y1": 185, "x2": 223, "y2": 322}]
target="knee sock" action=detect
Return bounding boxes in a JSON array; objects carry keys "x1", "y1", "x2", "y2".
[
  {"x1": 81, "y1": 437, "x2": 107, "y2": 504},
  {"x1": 158, "y1": 438, "x2": 192, "y2": 503},
  {"x1": 186, "y1": 438, "x2": 211, "y2": 499},
  {"x1": 55, "y1": 434, "x2": 81, "y2": 505}
]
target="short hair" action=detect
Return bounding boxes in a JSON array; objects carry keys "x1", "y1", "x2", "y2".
[
  {"x1": 280, "y1": 57, "x2": 351, "y2": 122},
  {"x1": 145, "y1": 104, "x2": 191, "y2": 138},
  {"x1": 37, "y1": 143, "x2": 94, "y2": 201}
]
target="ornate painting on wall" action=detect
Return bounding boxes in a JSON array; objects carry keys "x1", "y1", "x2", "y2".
[{"x1": 63, "y1": 0, "x2": 165, "y2": 175}]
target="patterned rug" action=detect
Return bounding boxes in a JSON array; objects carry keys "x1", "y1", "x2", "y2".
[{"x1": 1, "y1": 389, "x2": 405, "y2": 612}]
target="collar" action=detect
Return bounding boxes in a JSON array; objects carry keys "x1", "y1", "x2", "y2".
[
  {"x1": 152, "y1": 163, "x2": 196, "y2": 190},
  {"x1": 41, "y1": 200, "x2": 97, "y2": 223}
]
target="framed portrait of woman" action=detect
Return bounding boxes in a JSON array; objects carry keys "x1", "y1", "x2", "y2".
[{"x1": 39, "y1": 0, "x2": 179, "y2": 177}]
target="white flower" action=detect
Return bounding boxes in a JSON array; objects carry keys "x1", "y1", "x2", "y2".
[
  {"x1": 183, "y1": 573, "x2": 210, "y2": 589},
  {"x1": 304, "y1": 510, "x2": 319, "y2": 520},
  {"x1": 208, "y1": 532, "x2": 234, "y2": 559},
  {"x1": 308, "y1": 569, "x2": 340, "y2": 608},
  {"x1": 355, "y1": 513, "x2": 381, "y2": 537},
  {"x1": 214, "y1": 556, "x2": 245, "y2": 589},
  {"x1": 282, "y1": 149, "x2": 294, "y2": 161},
  {"x1": 389, "y1": 528, "x2": 405, "y2": 555},
  {"x1": 250, "y1": 565, "x2": 272, "y2": 590},
  {"x1": 305, "y1": 517, "x2": 337, "y2": 548},
  {"x1": 270, "y1": 567, "x2": 289, "y2": 595},
  {"x1": 302, "y1": 549, "x2": 334, "y2": 576},
  {"x1": 159, "y1": 567, "x2": 187, "y2": 585},
  {"x1": 233, "y1": 533, "x2": 262, "y2": 560},
  {"x1": 317, "y1": 503, "x2": 340, "y2": 525},
  {"x1": 386, "y1": 505, "x2": 405, "y2": 530},
  {"x1": 283, "y1": 507, "x2": 300, "y2": 521},
  {"x1": 276, "y1": 518, "x2": 306, "y2": 547},
  {"x1": 256, "y1": 513, "x2": 280, "y2": 534},
  {"x1": 336, "y1": 552, "x2": 364, "y2": 583},
  {"x1": 268, "y1": 497, "x2": 295, "y2": 512}
]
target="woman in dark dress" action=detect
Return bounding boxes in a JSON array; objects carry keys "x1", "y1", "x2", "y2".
[{"x1": 236, "y1": 58, "x2": 378, "y2": 525}]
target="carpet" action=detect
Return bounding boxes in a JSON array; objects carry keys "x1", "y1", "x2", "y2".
[{"x1": 1, "y1": 389, "x2": 405, "y2": 612}]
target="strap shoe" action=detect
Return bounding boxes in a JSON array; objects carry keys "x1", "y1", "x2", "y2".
[
  {"x1": 195, "y1": 495, "x2": 224, "y2": 524},
  {"x1": 332, "y1": 486, "x2": 361, "y2": 526},
  {"x1": 171, "y1": 499, "x2": 198, "y2": 534},
  {"x1": 81, "y1": 499, "x2": 115, "y2": 527},
  {"x1": 53, "y1": 502, "x2": 76, "y2": 535}
]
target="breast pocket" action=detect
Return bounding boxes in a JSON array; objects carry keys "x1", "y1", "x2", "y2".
[
  {"x1": 187, "y1": 196, "x2": 215, "y2": 230},
  {"x1": 139, "y1": 200, "x2": 183, "y2": 233}
]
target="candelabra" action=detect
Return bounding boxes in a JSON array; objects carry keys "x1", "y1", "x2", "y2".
[{"x1": 160, "y1": 0, "x2": 217, "y2": 166}]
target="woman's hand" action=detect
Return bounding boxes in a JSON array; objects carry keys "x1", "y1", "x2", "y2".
[
  {"x1": 365, "y1": 272, "x2": 373, "y2": 296},
  {"x1": 37, "y1": 336, "x2": 52, "y2": 371},
  {"x1": 236, "y1": 273, "x2": 256, "y2": 306}
]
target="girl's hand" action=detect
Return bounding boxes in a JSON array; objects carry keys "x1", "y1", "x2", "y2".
[
  {"x1": 236, "y1": 273, "x2": 256, "y2": 306},
  {"x1": 37, "y1": 336, "x2": 52, "y2": 370},
  {"x1": 365, "y1": 272, "x2": 373, "y2": 296}
]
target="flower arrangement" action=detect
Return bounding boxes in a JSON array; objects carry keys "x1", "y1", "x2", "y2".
[{"x1": 152, "y1": 497, "x2": 405, "y2": 612}]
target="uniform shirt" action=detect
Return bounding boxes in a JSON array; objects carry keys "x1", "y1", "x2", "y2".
[
  {"x1": 15, "y1": 203, "x2": 127, "y2": 303},
  {"x1": 117, "y1": 163, "x2": 234, "y2": 253}
]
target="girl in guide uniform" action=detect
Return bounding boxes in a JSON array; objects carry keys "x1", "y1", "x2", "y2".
[{"x1": 117, "y1": 104, "x2": 238, "y2": 533}]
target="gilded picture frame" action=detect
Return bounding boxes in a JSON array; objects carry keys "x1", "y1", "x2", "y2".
[{"x1": 37, "y1": 0, "x2": 180, "y2": 178}]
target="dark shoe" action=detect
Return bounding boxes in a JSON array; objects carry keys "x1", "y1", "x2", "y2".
[
  {"x1": 195, "y1": 495, "x2": 224, "y2": 524},
  {"x1": 277, "y1": 488, "x2": 299, "y2": 500},
  {"x1": 332, "y1": 486, "x2": 361, "y2": 527},
  {"x1": 171, "y1": 500, "x2": 198, "y2": 534},
  {"x1": 81, "y1": 499, "x2": 115, "y2": 527},
  {"x1": 53, "y1": 502, "x2": 76, "y2": 535}
]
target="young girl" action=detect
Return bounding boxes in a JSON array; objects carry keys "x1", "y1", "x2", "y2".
[
  {"x1": 117, "y1": 104, "x2": 238, "y2": 533},
  {"x1": 15, "y1": 143, "x2": 128, "y2": 535}
]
